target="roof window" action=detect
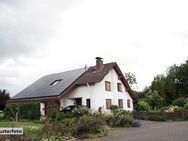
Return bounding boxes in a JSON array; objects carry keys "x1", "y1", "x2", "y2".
[{"x1": 50, "y1": 79, "x2": 62, "y2": 86}]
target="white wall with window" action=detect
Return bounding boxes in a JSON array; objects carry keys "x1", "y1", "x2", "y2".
[{"x1": 60, "y1": 68, "x2": 133, "y2": 112}]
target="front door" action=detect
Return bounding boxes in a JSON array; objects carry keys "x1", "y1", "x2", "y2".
[{"x1": 75, "y1": 98, "x2": 82, "y2": 105}]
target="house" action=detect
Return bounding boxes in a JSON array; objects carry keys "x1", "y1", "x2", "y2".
[{"x1": 9, "y1": 57, "x2": 135, "y2": 116}]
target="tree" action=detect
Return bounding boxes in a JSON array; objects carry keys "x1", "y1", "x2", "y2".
[
  {"x1": 0, "y1": 89, "x2": 10, "y2": 111},
  {"x1": 151, "y1": 74, "x2": 166, "y2": 98},
  {"x1": 125, "y1": 72, "x2": 137, "y2": 90},
  {"x1": 135, "y1": 100, "x2": 150, "y2": 112},
  {"x1": 139, "y1": 89, "x2": 163, "y2": 110},
  {"x1": 149, "y1": 58, "x2": 188, "y2": 105}
]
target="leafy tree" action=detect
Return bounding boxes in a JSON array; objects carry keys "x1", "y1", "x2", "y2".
[
  {"x1": 0, "y1": 89, "x2": 10, "y2": 111},
  {"x1": 172, "y1": 97, "x2": 186, "y2": 107},
  {"x1": 134, "y1": 58, "x2": 188, "y2": 108},
  {"x1": 135, "y1": 100, "x2": 150, "y2": 112},
  {"x1": 149, "y1": 58, "x2": 188, "y2": 105},
  {"x1": 151, "y1": 74, "x2": 166, "y2": 98},
  {"x1": 141, "y1": 90, "x2": 163, "y2": 110},
  {"x1": 125, "y1": 72, "x2": 137, "y2": 90}
]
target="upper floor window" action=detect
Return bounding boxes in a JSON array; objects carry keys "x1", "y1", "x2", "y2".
[
  {"x1": 50, "y1": 79, "x2": 62, "y2": 86},
  {"x1": 127, "y1": 99, "x2": 131, "y2": 108},
  {"x1": 118, "y1": 99, "x2": 123, "y2": 108},
  {"x1": 105, "y1": 81, "x2": 111, "y2": 91},
  {"x1": 106, "y1": 99, "x2": 112, "y2": 109},
  {"x1": 117, "y1": 83, "x2": 122, "y2": 92}
]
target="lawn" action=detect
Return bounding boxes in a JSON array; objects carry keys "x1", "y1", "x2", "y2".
[{"x1": 0, "y1": 121, "x2": 43, "y2": 128}]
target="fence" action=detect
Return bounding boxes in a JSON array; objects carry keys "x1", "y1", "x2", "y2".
[{"x1": 133, "y1": 111, "x2": 188, "y2": 121}]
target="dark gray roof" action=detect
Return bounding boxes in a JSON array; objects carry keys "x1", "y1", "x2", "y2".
[{"x1": 12, "y1": 68, "x2": 86, "y2": 99}]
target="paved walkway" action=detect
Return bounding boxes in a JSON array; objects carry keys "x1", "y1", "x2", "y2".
[{"x1": 84, "y1": 121, "x2": 188, "y2": 141}]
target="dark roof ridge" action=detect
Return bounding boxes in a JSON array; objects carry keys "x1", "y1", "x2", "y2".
[{"x1": 43, "y1": 67, "x2": 86, "y2": 78}]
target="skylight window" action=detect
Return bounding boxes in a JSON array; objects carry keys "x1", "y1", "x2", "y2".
[{"x1": 50, "y1": 79, "x2": 62, "y2": 86}]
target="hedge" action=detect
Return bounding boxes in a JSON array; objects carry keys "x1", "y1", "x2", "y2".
[{"x1": 133, "y1": 111, "x2": 188, "y2": 121}]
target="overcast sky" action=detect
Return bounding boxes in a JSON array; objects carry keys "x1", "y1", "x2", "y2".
[{"x1": 0, "y1": 0, "x2": 188, "y2": 96}]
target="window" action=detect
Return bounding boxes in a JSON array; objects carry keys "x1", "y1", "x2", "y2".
[
  {"x1": 105, "y1": 81, "x2": 111, "y2": 91},
  {"x1": 117, "y1": 83, "x2": 122, "y2": 92},
  {"x1": 106, "y1": 99, "x2": 112, "y2": 109},
  {"x1": 118, "y1": 99, "x2": 123, "y2": 108},
  {"x1": 50, "y1": 79, "x2": 62, "y2": 85},
  {"x1": 127, "y1": 99, "x2": 131, "y2": 108},
  {"x1": 86, "y1": 99, "x2": 91, "y2": 108}
]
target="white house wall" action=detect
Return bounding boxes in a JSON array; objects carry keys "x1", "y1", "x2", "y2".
[
  {"x1": 61, "y1": 68, "x2": 133, "y2": 112},
  {"x1": 40, "y1": 103, "x2": 45, "y2": 116},
  {"x1": 60, "y1": 85, "x2": 94, "y2": 110}
]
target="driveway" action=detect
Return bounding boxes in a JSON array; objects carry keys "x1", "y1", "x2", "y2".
[{"x1": 84, "y1": 121, "x2": 188, "y2": 141}]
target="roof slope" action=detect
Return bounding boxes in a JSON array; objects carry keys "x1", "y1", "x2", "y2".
[
  {"x1": 77, "y1": 62, "x2": 115, "y2": 84},
  {"x1": 10, "y1": 62, "x2": 136, "y2": 102},
  {"x1": 12, "y1": 68, "x2": 86, "y2": 100}
]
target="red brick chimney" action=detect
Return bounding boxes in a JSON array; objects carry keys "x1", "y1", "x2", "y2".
[{"x1": 96, "y1": 57, "x2": 103, "y2": 71}]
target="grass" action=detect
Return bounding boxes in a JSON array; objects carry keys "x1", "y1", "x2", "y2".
[
  {"x1": 0, "y1": 121, "x2": 43, "y2": 129},
  {"x1": 0, "y1": 121, "x2": 44, "y2": 141}
]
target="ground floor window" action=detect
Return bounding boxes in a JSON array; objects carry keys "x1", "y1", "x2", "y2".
[
  {"x1": 86, "y1": 99, "x2": 91, "y2": 108},
  {"x1": 118, "y1": 99, "x2": 123, "y2": 108},
  {"x1": 106, "y1": 99, "x2": 112, "y2": 109},
  {"x1": 127, "y1": 99, "x2": 131, "y2": 108}
]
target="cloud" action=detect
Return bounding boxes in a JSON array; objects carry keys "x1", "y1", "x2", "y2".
[
  {"x1": 0, "y1": 0, "x2": 80, "y2": 95},
  {"x1": 0, "y1": 0, "x2": 188, "y2": 96},
  {"x1": 0, "y1": 0, "x2": 78, "y2": 61}
]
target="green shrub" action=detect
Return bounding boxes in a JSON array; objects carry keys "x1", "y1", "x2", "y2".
[
  {"x1": 184, "y1": 102, "x2": 188, "y2": 109},
  {"x1": 4, "y1": 103, "x2": 40, "y2": 121},
  {"x1": 0, "y1": 111, "x2": 4, "y2": 120},
  {"x1": 47, "y1": 103, "x2": 74, "y2": 121},
  {"x1": 148, "y1": 115, "x2": 166, "y2": 121},
  {"x1": 61, "y1": 118, "x2": 77, "y2": 133},
  {"x1": 160, "y1": 105, "x2": 179, "y2": 112},
  {"x1": 106, "y1": 107, "x2": 133, "y2": 127},
  {"x1": 72, "y1": 107, "x2": 91, "y2": 117},
  {"x1": 73, "y1": 115, "x2": 109, "y2": 138},
  {"x1": 135, "y1": 101, "x2": 150, "y2": 112},
  {"x1": 110, "y1": 105, "x2": 119, "y2": 111},
  {"x1": 24, "y1": 127, "x2": 43, "y2": 140},
  {"x1": 172, "y1": 97, "x2": 186, "y2": 107},
  {"x1": 174, "y1": 107, "x2": 185, "y2": 112},
  {"x1": 42, "y1": 121, "x2": 63, "y2": 134}
]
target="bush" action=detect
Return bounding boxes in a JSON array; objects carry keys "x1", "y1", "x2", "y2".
[
  {"x1": 0, "y1": 111, "x2": 4, "y2": 120},
  {"x1": 174, "y1": 107, "x2": 185, "y2": 112},
  {"x1": 47, "y1": 103, "x2": 75, "y2": 121},
  {"x1": 4, "y1": 103, "x2": 40, "y2": 121},
  {"x1": 172, "y1": 97, "x2": 186, "y2": 107},
  {"x1": 42, "y1": 121, "x2": 63, "y2": 134},
  {"x1": 135, "y1": 101, "x2": 150, "y2": 112},
  {"x1": 161, "y1": 105, "x2": 179, "y2": 112},
  {"x1": 48, "y1": 111, "x2": 68, "y2": 122},
  {"x1": 24, "y1": 127, "x2": 43, "y2": 141},
  {"x1": 106, "y1": 107, "x2": 133, "y2": 127},
  {"x1": 110, "y1": 105, "x2": 119, "y2": 111},
  {"x1": 184, "y1": 102, "x2": 188, "y2": 109},
  {"x1": 72, "y1": 107, "x2": 91, "y2": 117},
  {"x1": 61, "y1": 118, "x2": 77, "y2": 133},
  {"x1": 148, "y1": 115, "x2": 166, "y2": 121},
  {"x1": 73, "y1": 115, "x2": 109, "y2": 138}
]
